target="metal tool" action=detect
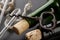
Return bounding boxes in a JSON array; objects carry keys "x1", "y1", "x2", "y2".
[
  {"x1": 0, "y1": 0, "x2": 15, "y2": 24},
  {"x1": 22, "y1": 0, "x2": 32, "y2": 16},
  {"x1": 0, "y1": 8, "x2": 21, "y2": 38},
  {"x1": 0, "y1": 0, "x2": 9, "y2": 24},
  {"x1": 16, "y1": 0, "x2": 32, "y2": 22},
  {"x1": 4, "y1": 0, "x2": 32, "y2": 26}
]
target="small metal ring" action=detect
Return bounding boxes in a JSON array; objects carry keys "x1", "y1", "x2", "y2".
[{"x1": 39, "y1": 9, "x2": 56, "y2": 30}]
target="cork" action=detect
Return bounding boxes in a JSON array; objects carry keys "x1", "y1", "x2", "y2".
[
  {"x1": 26, "y1": 29, "x2": 42, "y2": 40},
  {"x1": 12, "y1": 19, "x2": 29, "y2": 35}
]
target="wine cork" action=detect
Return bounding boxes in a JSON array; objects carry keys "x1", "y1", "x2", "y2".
[
  {"x1": 12, "y1": 19, "x2": 29, "y2": 35},
  {"x1": 26, "y1": 29, "x2": 42, "y2": 40}
]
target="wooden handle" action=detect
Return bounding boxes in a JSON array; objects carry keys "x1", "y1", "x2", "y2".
[
  {"x1": 26, "y1": 29, "x2": 42, "y2": 40},
  {"x1": 12, "y1": 19, "x2": 29, "y2": 35}
]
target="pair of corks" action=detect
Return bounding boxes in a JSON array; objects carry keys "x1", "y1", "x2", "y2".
[{"x1": 11, "y1": 19, "x2": 42, "y2": 40}]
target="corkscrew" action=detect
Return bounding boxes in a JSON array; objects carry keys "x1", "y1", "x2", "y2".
[{"x1": 18, "y1": 8, "x2": 57, "y2": 31}]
